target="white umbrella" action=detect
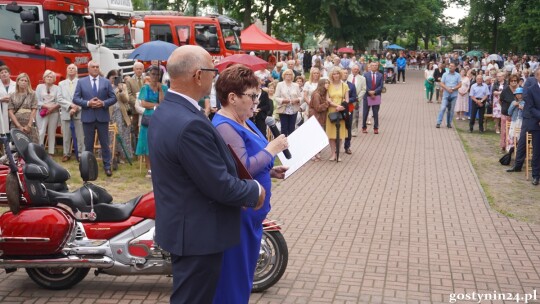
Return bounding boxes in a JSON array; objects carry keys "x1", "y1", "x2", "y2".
[{"x1": 488, "y1": 54, "x2": 502, "y2": 62}]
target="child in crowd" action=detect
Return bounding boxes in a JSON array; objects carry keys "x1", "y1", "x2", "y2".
[{"x1": 506, "y1": 87, "x2": 525, "y2": 151}]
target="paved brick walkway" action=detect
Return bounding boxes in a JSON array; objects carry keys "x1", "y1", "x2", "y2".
[{"x1": 1, "y1": 71, "x2": 540, "y2": 303}]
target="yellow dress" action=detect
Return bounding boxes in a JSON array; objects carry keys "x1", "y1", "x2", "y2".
[{"x1": 325, "y1": 82, "x2": 348, "y2": 139}]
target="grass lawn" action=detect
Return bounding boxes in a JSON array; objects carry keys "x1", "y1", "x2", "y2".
[{"x1": 454, "y1": 117, "x2": 540, "y2": 224}]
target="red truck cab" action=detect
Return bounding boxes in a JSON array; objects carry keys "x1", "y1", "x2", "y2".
[
  {"x1": 131, "y1": 12, "x2": 243, "y2": 61},
  {"x1": 0, "y1": 0, "x2": 91, "y2": 87}
]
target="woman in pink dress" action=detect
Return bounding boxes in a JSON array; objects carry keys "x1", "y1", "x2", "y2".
[{"x1": 454, "y1": 69, "x2": 470, "y2": 120}]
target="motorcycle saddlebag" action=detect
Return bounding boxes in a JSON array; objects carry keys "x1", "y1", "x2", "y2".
[{"x1": 0, "y1": 207, "x2": 75, "y2": 256}]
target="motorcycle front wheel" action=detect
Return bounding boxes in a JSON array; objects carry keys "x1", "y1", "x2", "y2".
[
  {"x1": 252, "y1": 230, "x2": 288, "y2": 293},
  {"x1": 26, "y1": 267, "x2": 90, "y2": 290}
]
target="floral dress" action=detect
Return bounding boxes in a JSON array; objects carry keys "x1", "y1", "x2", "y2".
[
  {"x1": 8, "y1": 92, "x2": 38, "y2": 143},
  {"x1": 455, "y1": 77, "x2": 470, "y2": 112},
  {"x1": 492, "y1": 83, "x2": 503, "y2": 118}
]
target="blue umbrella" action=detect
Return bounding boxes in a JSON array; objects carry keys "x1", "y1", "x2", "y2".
[
  {"x1": 128, "y1": 40, "x2": 178, "y2": 61},
  {"x1": 387, "y1": 44, "x2": 405, "y2": 50}
]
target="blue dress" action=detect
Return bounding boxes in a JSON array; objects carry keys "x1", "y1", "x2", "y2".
[
  {"x1": 135, "y1": 84, "x2": 168, "y2": 155},
  {"x1": 212, "y1": 113, "x2": 274, "y2": 304}
]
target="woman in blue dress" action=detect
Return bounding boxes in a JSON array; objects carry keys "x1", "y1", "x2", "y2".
[
  {"x1": 212, "y1": 65, "x2": 289, "y2": 303},
  {"x1": 136, "y1": 65, "x2": 167, "y2": 178}
]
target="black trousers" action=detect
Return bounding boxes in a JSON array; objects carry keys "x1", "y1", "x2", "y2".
[
  {"x1": 344, "y1": 114, "x2": 352, "y2": 149},
  {"x1": 279, "y1": 113, "x2": 296, "y2": 137},
  {"x1": 170, "y1": 252, "x2": 223, "y2": 304},
  {"x1": 397, "y1": 69, "x2": 405, "y2": 82},
  {"x1": 514, "y1": 125, "x2": 529, "y2": 169},
  {"x1": 469, "y1": 103, "x2": 485, "y2": 131}
]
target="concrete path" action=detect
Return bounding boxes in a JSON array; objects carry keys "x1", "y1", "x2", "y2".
[{"x1": 1, "y1": 70, "x2": 539, "y2": 304}]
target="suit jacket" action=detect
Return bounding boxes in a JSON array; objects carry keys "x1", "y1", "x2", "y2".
[
  {"x1": 73, "y1": 76, "x2": 116, "y2": 123},
  {"x1": 347, "y1": 73, "x2": 367, "y2": 101},
  {"x1": 57, "y1": 78, "x2": 81, "y2": 121},
  {"x1": 148, "y1": 91, "x2": 260, "y2": 256},
  {"x1": 0, "y1": 79, "x2": 16, "y2": 133},
  {"x1": 363, "y1": 71, "x2": 384, "y2": 101},
  {"x1": 125, "y1": 75, "x2": 144, "y2": 112},
  {"x1": 522, "y1": 81, "x2": 540, "y2": 131}
]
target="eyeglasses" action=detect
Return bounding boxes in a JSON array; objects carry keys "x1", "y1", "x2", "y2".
[
  {"x1": 510, "y1": 80, "x2": 518, "y2": 83},
  {"x1": 193, "y1": 68, "x2": 218, "y2": 78},
  {"x1": 240, "y1": 93, "x2": 259, "y2": 101}
]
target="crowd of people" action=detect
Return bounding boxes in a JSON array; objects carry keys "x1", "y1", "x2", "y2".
[
  {"x1": 425, "y1": 51, "x2": 539, "y2": 186},
  {"x1": 0, "y1": 60, "x2": 171, "y2": 178}
]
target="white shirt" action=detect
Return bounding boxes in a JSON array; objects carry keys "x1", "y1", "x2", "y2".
[{"x1": 168, "y1": 89, "x2": 201, "y2": 111}]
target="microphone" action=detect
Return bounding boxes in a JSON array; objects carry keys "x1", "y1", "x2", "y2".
[{"x1": 265, "y1": 117, "x2": 292, "y2": 159}]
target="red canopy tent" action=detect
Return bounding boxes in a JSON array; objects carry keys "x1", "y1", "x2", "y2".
[{"x1": 240, "y1": 24, "x2": 292, "y2": 51}]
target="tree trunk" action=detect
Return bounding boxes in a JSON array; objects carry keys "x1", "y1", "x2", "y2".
[
  {"x1": 328, "y1": 4, "x2": 345, "y2": 47},
  {"x1": 491, "y1": 13, "x2": 499, "y2": 53},
  {"x1": 243, "y1": 0, "x2": 252, "y2": 27},
  {"x1": 423, "y1": 34, "x2": 430, "y2": 50}
]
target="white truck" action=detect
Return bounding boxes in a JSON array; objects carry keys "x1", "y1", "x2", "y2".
[{"x1": 86, "y1": 0, "x2": 135, "y2": 77}]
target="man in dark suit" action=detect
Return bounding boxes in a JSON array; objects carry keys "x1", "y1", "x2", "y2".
[
  {"x1": 73, "y1": 60, "x2": 116, "y2": 176},
  {"x1": 362, "y1": 62, "x2": 384, "y2": 134},
  {"x1": 148, "y1": 45, "x2": 265, "y2": 303},
  {"x1": 521, "y1": 69, "x2": 540, "y2": 185},
  {"x1": 508, "y1": 75, "x2": 537, "y2": 173}
]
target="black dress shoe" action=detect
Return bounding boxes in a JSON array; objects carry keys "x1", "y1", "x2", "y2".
[
  {"x1": 105, "y1": 169, "x2": 113, "y2": 177},
  {"x1": 506, "y1": 167, "x2": 522, "y2": 172},
  {"x1": 533, "y1": 177, "x2": 540, "y2": 186}
]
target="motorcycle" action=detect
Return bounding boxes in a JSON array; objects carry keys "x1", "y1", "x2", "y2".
[{"x1": 0, "y1": 129, "x2": 288, "y2": 291}]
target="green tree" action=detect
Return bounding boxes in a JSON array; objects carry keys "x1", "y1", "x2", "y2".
[{"x1": 503, "y1": 0, "x2": 540, "y2": 53}]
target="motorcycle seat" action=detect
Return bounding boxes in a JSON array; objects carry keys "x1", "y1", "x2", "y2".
[{"x1": 91, "y1": 195, "x2": 142, "y2": 222}]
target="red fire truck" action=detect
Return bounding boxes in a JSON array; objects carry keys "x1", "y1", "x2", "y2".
[
  {"x1": 0, "y1": 0, "x2": 92, "y2": 87},
  {"x1": 131, "y1": 12, "x2": 243, "y2": 61}
]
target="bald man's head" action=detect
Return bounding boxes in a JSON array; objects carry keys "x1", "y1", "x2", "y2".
[
  {"x1": 167, "y1": 45, "x2": 211, "y2": 80},
  {"x1": 167, "y1": 45, "x2": 214, "y2": 100}
]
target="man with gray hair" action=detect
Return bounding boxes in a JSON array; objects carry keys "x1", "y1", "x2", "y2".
[
  {"x1": 57, "y1": 64, "x2": 84, "y2": 161},
  {"x1": 73, "y1": 60, "x2": 117, "y2": 176},
  {"x1": 148, "y1": 45, "x2": 265, "y2": 303},
  {"x1": 125, "y1": 61, "x2": 145, "y2": 141}
]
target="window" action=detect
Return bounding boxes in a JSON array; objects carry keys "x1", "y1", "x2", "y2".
[
  {"x1": 176, "y1": 26, "x2": 189, "y2": 46},
  {"x1": 46, "y1": 11, "x2": 87, "y2": 51},
  {"x1": 150, "y1": 25, "x2": 172, "y2": 43},
  {"x1": 0, "y1": 5, "x2": 39, "y2": 42}
]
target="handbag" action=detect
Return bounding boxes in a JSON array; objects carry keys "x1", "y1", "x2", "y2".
[
  {"x1": 141, "y1": 114, "x2": 151, "y2": 127},
  {"x1": 328, "y1": 112, "x2": 342, "y2": 123},
  {"x1": 499, "y1": 147, "x2": 514, "y2": 166},
  {"x1": 39, "y1": 108, "x2": 49, "y2": 117}
]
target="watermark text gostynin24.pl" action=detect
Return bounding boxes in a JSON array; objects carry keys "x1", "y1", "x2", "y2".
[{"x1": 449, "y1": 290, "x2": 537, "y2": 303}]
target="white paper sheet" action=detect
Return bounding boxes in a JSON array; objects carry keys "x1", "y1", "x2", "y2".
[{"x1": 277, "y1": 116, "x2": 329, "y2": 179}]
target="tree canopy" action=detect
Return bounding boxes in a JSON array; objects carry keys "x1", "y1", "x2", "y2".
[{"x1": 132, "y1": 0, "x2": 535, "y2": 53}]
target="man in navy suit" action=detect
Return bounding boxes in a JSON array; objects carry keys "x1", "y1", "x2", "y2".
[
  {"x1": 148, "y1": 45, "x2": 265, "y2": 303},
  {"x1": 508, "y1": 74, "x2": 539, "y2": 174},
  {"x1": 521, "y1": 69, "x2": 540, "y2": 185},
  {"x1": 73, "y1": 61, "x2": 116, "y2": 176},
  {"x1": 362, "y1": 62, "x2": 384, "y2": 134}
]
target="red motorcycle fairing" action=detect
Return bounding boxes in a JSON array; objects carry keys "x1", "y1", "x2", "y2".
[
  {"x1": 0, "y1": 207, "x2": 75, "y2": 256},
  {"x1": 131, "y1": 192, "x2": 155, "y2": 219},
  {"x1": 82, "y1": 217, "x2": 144, "y2": 240}
]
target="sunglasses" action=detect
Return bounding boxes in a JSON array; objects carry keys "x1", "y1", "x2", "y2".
[{"x1": 240, "y1": 93, "x2": 258, "y2": 101}]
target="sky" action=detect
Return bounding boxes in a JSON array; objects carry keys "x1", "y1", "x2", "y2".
[{"x1": 444, "y1": 4, "x2": 469, "y2": 25}]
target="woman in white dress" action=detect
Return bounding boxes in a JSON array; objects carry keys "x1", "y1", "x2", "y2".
[{"x1": 454, "y1": 69, "x2": 470, "y2": 120}]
